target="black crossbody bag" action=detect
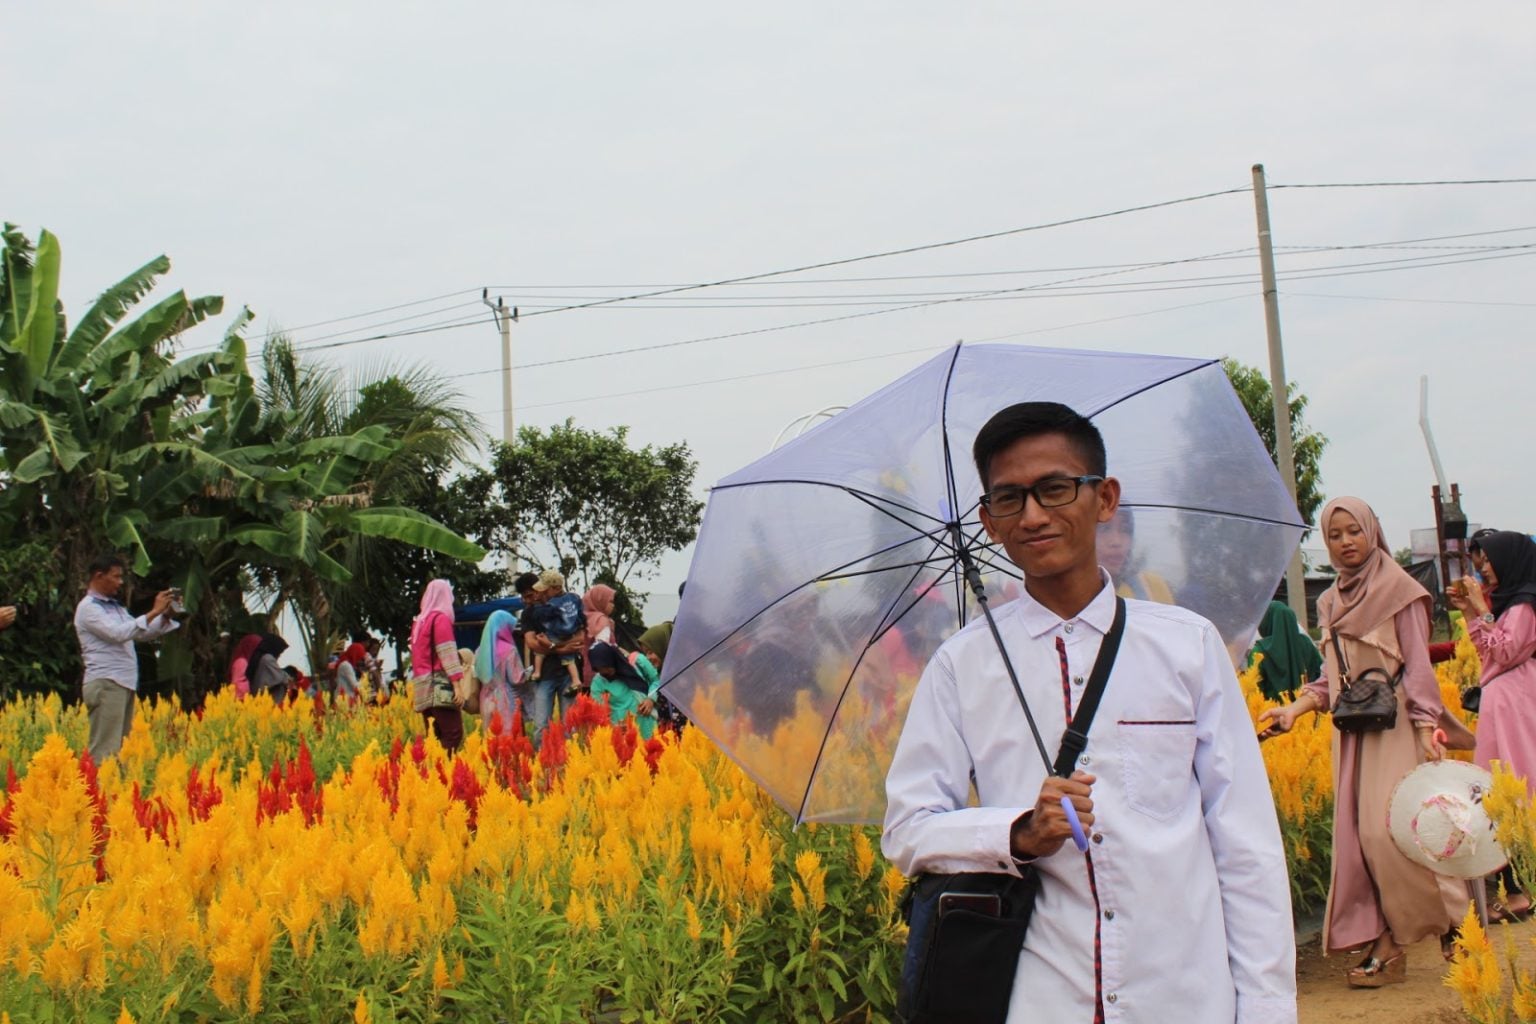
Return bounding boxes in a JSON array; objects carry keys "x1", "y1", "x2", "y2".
[{"x1": 897, "y1": 597, "x2": 1127, "y2": 1024}]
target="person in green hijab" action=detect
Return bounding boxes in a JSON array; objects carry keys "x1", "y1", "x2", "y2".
[{"x1": 1248, "y1": 600, "x2": 1323, "y2": 701}]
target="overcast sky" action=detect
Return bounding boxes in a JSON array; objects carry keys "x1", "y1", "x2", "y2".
[{"x1": 7, "y1": 2, "x2": 1534, "y2": 624}]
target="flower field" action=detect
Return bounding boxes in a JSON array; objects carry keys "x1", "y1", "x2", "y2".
[
  {"x1": 0, "y1": 692, "x2": 903, "y2": 1022},
  {"x1": 0, "y1": 627, "x2": 1489, "y2": 1021}
]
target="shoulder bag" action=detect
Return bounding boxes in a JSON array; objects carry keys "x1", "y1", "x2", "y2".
[
  {"x1": 1329, "y1": 632, "x2": 1401, "y2": 733},
  {"x1": 897, "y1": 597, "x2": 1127, "y2": 1024}
]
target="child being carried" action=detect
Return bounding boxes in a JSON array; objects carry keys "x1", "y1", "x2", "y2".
[{"x1": 527, "y1": 569, "x2": 586, "y2": 692}]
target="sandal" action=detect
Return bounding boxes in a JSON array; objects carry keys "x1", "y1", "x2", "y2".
[
  {"x1": 1488, "y1": 897, "x2": 1533, "y2": 925},
  {"x1": 1348, "y1": 951, "x2": 1407, "y2": 988}
]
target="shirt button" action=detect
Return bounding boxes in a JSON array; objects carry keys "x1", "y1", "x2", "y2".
[
  {"x1": 997, "y1": 860, "x2": 1008, "y2": 869},
  {"x1": 1092, "y1": 833, "x2": 1104, "y2": 844},
  {"x1": 1064, "y1": 622, "x2": 1075, "y2": 634},
  {"x1": 1073, "y1": 675, "x2": 1085, "y2": 687},
  {"x1": 1104, "y1": 909, "x2": 1115, "y2": 920},
  {"x1": 1107, "y1": 993, "x2": 1118, "y2": 1004},
  {"x1": 1078, "y1": 755, "x2": 1091, "y2": 767}
]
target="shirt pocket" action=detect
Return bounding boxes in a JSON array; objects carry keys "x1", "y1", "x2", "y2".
[{"x1": 1117, "y1": 720, "x2": 1198, "y2": 821}]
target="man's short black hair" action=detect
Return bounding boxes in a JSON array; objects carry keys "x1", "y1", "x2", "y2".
[
  {"x1": 972, "y1": 402, "x2": 1107, "y2": 490},
  {"x1": 86, "y1": 554, "x2": 126, "y2": 578},
  {"x1": 514, "y1": 571, "x2": 540, "y2": 594}
]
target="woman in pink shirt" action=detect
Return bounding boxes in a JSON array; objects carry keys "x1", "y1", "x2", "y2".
[
  {"x1": 410, "y1": 579, "x2": 466, "y2": 752},
  {"x1": 1450, "y1": 530, "x2": 1536, "y2": 920}
]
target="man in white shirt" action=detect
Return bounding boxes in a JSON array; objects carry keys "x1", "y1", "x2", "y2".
[
  {"x1": 73, "y1": 555, "x2": 179, "y2": 764},
  {"x1": 882, "y1": 402, "x2": 1296, "y2": 1024}
]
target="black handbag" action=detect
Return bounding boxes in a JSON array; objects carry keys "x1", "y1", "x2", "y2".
[
  {"x1": 1329, "y1": 633, "x2": 1401, "y2": 733},
  {"x1": 897, "y1": 598, "x2": 1127, "y2": 1024},
  {"x1": 1460, "y1": 685, "x2": 1482, "y2": 714}
]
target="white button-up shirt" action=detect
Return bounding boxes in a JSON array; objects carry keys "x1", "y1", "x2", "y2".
[
  {"x1": 882, "y1": 575, "x2": 1295, "y2": 1024},
  {"x1": 73, "y1": 591, "x2": 179, "y2": 692}
]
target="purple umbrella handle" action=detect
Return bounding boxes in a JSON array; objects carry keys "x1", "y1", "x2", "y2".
[{"x1": 1060, "y1": 796, "x2": 1089, "y2": 853}]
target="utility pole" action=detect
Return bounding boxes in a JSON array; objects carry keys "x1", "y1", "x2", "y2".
[
  {"x1": 1251, "y1": 164, "x2": 1310, "y2": 626},
  {"x1": 482, "y1": 289, "x2": 517, "y2": 445}
]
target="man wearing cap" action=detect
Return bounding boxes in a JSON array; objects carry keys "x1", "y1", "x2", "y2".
[{"x1": 520, "y1": 569, "x2": 587, "y2": 747}]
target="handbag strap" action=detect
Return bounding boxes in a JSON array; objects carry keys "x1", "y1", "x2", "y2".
[
  {"x1": 1048, "y1": 597, "x2": 1127, "y2": 777},
  {"x1": 1330, "y1": 630, "x2": 1353, "y2": 688}
]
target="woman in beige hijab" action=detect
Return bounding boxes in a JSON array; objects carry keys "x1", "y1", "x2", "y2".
[{"x1": 1260, "y1": 497, "x2": 1466, "y2": 987}]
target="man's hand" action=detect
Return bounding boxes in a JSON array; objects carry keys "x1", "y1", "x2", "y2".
[
  {"x1": 1011, "y1": 772, "x2": 1095, "y2": 860},
  {"x1": 0, "y1": 606, "x2": 15, "y2": 631},
  {"x1": 554, "y1": 632, "x2": 586, "y2": 655},
  {"x1": 149, "y1": 590, "x2": 175, "y2": 622},
  {"x1": 637, "y1": 698, "x2": 656, "y2": 716},
  {"x1": 525, "y1": 632, "x2": 553, "y2": 655}
]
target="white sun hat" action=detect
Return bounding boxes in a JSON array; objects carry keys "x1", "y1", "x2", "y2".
[{"x1": 1388, "y1": 760, "x2": 1508, "y2": 879}]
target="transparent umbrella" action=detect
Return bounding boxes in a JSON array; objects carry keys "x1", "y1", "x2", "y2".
[{"x1": 661, "y1": 343, "x2": 1304, "y2": 825}]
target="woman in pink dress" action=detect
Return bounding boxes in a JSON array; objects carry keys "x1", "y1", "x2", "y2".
[
  {"x1": 1450, "y1": 529, "x2": 1536, "y2": 920},
  {"x1": 1260, "y1": 497, "x2": 1466, "y2": 986}
]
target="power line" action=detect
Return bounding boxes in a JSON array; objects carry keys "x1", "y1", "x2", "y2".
[
  {"x1": 247, "y1": 288, "x2": 481, "y2": 340},
  {"x1": 1286, "y1": 291, "x2": 1536, "y2": 308},
  {"x1": 1272, "y1": 177, "x2": 1536, "y2": 190},
  {"x1": 512, "y1": 186, "x2": 1253, "y2": 319},
  {"x1": 481, "y1": 293, "x2": 1256, "y2": 414},
  {"x1": 486, "y1": 243, "x2": 1534, "y2": 308}
]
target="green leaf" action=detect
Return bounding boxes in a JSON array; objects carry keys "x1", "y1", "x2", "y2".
[
  {"x1": 152, "y1": 516, "x2": 225, "y2": 545},
  {"x1": 349, "y1": 506, "x2": 486, "y2": 561},
  {"x1": 107, "y1": 511, "x2": 152, "y2": 573},
  {"x1": 16, "y1": 230, "x2": 61, "y2": 375},
  {"x1": 11, "y1": 445, "x2": 53, "y2": 483},
  {"x1": 0, "y1": 400, "x2": 34, "y2": 428},
  {"x1": 54, "y1": 253, "x2": 170, "y2": 372},
  {"x1": 227, "y1": 525, "x2": 291, "y2": 558}
]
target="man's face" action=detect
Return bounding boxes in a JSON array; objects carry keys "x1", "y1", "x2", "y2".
[
  {"x1": 978, "y1": 433, "x2": 1119, "y2": 582},
  {"x1": 519, "y1": 588, "x2": 542, "y2": 606},
  {"x1": 91, "y1": 566, "x2": 125, "y2": 598}
]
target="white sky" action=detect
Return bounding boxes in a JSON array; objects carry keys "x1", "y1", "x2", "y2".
[{"x1": 6, "y1": 2, "x2": 1534, "y2": 626}]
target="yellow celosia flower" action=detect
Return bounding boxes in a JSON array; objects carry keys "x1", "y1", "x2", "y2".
[
  {"x1": 794, "y1": 850, "x2": 827, "y2": 912},
  {"x1": 115, "y1": 1002, "x2": 135, "y2": 1024},
  {"x1": 354, "y1": 991, "x2": 372, "y2": 1024},
  {"x1": 685, "y1": 898, "x2": 703, "y2": 943},
  {"x1": 432, "y1": 948, "x2": 450, "y2": 992},
  {"x1": 1445, "y1": 903, "x2": 1505, "y2": 1020},
  {"x1": 852, "y1": 829, "x2": 876, "y2": 880}
]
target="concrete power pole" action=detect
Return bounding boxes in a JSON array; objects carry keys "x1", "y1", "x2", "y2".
[
  {"x1": 1251, "y1": 164, "x2": 1310, "y2": 625},
  {"x1": 482, "y1": 289, "x2": 517, "y2": 445}
]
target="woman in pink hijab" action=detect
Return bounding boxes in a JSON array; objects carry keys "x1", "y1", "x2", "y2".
[
  {"x1": 1261, "y1": 497, "x2": 1466, "y2": 986},
  {"x1": 410, "y1": 579, "x2": 466, "y2": 752}
]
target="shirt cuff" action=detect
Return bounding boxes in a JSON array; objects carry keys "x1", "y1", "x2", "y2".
[{"x1": 1235, "y1": 991, "x2": 1298, "y2": 1024}]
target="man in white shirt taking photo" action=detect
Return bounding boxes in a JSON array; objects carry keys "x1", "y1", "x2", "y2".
[
  {"x1": 73, "y1": 554, "x2": 179, "y2": 764},
  {"x1": 882, "y1": 402, "x2": 1296, "y2": 1024}
]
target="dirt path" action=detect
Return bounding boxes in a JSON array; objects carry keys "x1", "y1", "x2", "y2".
[{"x1": 1297, "y1": 917, "x2": 1536, "y2": 1024}]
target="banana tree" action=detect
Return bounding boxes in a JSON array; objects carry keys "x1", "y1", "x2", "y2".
[{"x1": 0, "y1": 225, "x2": 486, "y2": 700}]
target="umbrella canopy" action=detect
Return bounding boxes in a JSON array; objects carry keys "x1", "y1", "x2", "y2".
[{"x1": 661, "y1": 343, "x2": 1305, "y2": 824}]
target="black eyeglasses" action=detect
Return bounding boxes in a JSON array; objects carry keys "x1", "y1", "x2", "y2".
[{"x1": 980, "y1": 475, "x2": 1104, "y2": 517}]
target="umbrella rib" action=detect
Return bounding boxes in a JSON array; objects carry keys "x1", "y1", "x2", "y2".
[
  {"x1": 937, "y1": 341, "x2": 966, "y2": 533},
  {"x1": 795, "y1": 527, "x2": 959, "y2": 826},
  {"x1": 659, "y1": 529, "x2": 951, "y2": 688},
  {"x1": 865, "y1": 533, "x2": 958, "y2": 646},
  {"x1": 709, "y1": 478, "x2": 945, "y2": 526},
  {"x1": 1120, "y1": 502, "x2": 1306, "y2": 528},
  {"x1": 843, "y1": 488, "x2": 955, "y2": 538},
  {"x1": 1080, "y1": 358, "x2": 1217, "y2": 419},
  {"x1": 819, "y1": 553, "x2": 969, "y2": 584}
]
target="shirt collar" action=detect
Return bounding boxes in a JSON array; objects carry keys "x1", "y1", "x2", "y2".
[
  {"x1": 88, "y1": 589, "x2": 123, "y2": 606},
  {"x1": 1013, "y1": 568, "x2": 1118, "y2": 638}
]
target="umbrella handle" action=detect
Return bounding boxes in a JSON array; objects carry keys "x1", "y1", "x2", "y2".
[{"x1": 1061, "y1": 796, "x2": 1089, "y2": 853}]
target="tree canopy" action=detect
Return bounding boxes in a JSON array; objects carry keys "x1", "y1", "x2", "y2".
[
  {"x1": 477, "y1": 420, "x2": 705, "y2": 609},
  {"x1": 1222, "y1": 358, "x2": 1328, "y2": 528}
]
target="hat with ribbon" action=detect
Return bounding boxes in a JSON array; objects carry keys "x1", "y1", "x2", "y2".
[{"x1": 1387, "y1": 760, "x2": 1508, "y2": 879}]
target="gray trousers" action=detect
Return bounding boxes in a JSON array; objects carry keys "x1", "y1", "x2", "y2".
[{"x1": 83, "y1": 678, "x2": 135, "y2": 764}]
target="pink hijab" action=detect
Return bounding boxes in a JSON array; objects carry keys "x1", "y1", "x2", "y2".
[
  {"x1": 411, "y1": 579, "x2": 456, "y2": 647},
  {"x1": 1315, "y1": 497, "x2": 1429, "y2": 638},
  {"x1": 583, "y1": 584, "x2": 617, "y2": 646}
]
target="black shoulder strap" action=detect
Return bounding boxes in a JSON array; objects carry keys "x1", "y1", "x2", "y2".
[{"x1": 1051, "y1": 597, "x2": 1127, "y2": 778}]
